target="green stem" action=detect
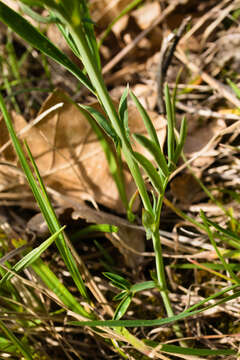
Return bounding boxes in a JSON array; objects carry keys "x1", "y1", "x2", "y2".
[
  {"x1": 153, "y1": 193, "x2": 184, "y2": 340},
  {"x1": 69, "y1": 23, "x2": 153, "y2": 213}
]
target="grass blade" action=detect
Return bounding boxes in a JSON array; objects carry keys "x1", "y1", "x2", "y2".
[
  {"x1": 227, "y1": 78, "x2": 240, "y2": 99},
  {"x1": 164, "y1": 84, "x2": 174, "y2": 166},
  {"x1": 173, "y1": 116, "x2": 187, "y2": 164},
  {"x1": 161, "y1": 344, "x2": 236, "y2": 356},
  {"x1": 77, "y1": 104, "x2": 128, "y2": 209},
  {"x1": 0, "y1": 93, "x2": 89, "y2": 300},
  {"x1": 31, "y1": 258, "x2": 93, "y2": 318},
  {"x1": 0, "y1": 226, "x2": 65, "y2": 284},
  {"x1": 133, "y1": 151, "x2": 163, "y2": 194},
  {"x1": 0, "y1": 1, "x2": 95, "y2": 94},
  {"x1": 201, "y1": 211, "x2": 240, "y2": 284},
  {"x1": 130, "y1": 90, "x2": 160, "y2": 147},
  {"x1": 80, "y1": 104, "x2": 121, "y2": 147},
  {"x1": 70, "y1": 287, "x2": 240, "y2": 327},
  {"x1": 0, "y1": 320, "x2": 33, "y2": 360},
  {"x1": 133, "y1": 133, "x2": 168, "y2": 178},
  {"x1": 25, "y1": 142, "x2": 89, "y2": 299},
  {"x1": 119, "y1": 86, "x2": 130, "y2": 141}
]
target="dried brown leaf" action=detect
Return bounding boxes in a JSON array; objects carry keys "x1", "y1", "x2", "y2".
[{"x1": 0, "y1": 89, "x2": 166, "y2": 214}]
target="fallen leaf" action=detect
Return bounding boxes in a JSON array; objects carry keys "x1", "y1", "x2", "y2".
[
  {"x1": 0, "y1": 89, "x2": 166, "y2": 214},
  {"x1": 184, "y1": 118, "x2": 226, "y2": 168},
  {"x1": 170, "y1": 173, "x2": 205, "y2": 204}
]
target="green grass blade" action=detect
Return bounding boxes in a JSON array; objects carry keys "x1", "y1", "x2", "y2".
[
  {"x1": 79, "y1": 1, "x2": 101, "y2": 71},
  {"x1": 0, "y1": 94, "x2": 89, "y2": 300},
  {"x1": 0, "y1": 320, "x2": 33, "y2": 360},
  {"x1": 57, "y1": 22, "x2": 81, "y2": 58},
  {"x1": 206, "y1": 217, "x2": 240, "y2": 246},
  {"x1": 25, "y1": 142, "x2": 89, "y2": 299},
  {"x1": 77, "y1": 104, "x2": 128, "y2": 209},
  {"x1": 133, "y1": 151, "x2": 163, "y2": 194},
  {"x1": 173, "y1": 116, "x2": 187, "y2": 164},
  {"x1": 227, "y1": 78, "x2": 240, "y2": 99},
  {"x1": 119, "y1": 86, "x2": 130, "y2": 141},
  {"x1": 20, "y1": 2, "x2": 57, "y2": 23},
  {"x1": 164, "y1": 84, "x2": 174, "y2": 166},
  {"x1": 133, "y1": 133, "x2": 168, "y2": 178},
  {"x1": 201, "y1": 211, "x2": 240, "y2": 284},
  {"x1": 31, "y1": 258, "x2": 93, "y2": 318},
  {"x1": 80, "y1": 104, "x2": 121, "y2": 147},
  {"x1": 130, "y1": 90, "x2": 160, "y2": 147},
  {"x1": 161, "y1": 344, "x2": 236, "y2": 356},
  {"x1": 113, "y1": 291, "x2": 128, "y2": 301},
  {"x1": 184, "y1": 284, "x2": 238, "y2": 313},
  {"x1": 0, "y1": 336, "x2": 17, "y2": 354},
  {"x1": 71, "y1": 224, "x2": 118, "y2": 241},
  {"x1": 0, "y1": 226, "x2": 65, "y2": 284},
  {"x1": 70, "y1": 288, "x2": 240, "y2": 327},
  {"x1": 69, "y1": 285, "x2": 240, "y2": 327},
  {"x1": 0, "y1": 1, "x2": 95, "y2": 94}
]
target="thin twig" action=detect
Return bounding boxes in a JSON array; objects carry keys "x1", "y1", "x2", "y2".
[{"x1": 157, "y1": 16, "x2": 191, "y2": 114}]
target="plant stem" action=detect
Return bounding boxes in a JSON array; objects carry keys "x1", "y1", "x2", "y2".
[
  {"x1": 69, "y1": 23, "x2": 153, "y2": 213},
  {"x1": 62, "y1": 11, "x2": 184, "y2": 342},
  {"x1": 153, "y1": 193, "x2": 184, "y2": 340}
]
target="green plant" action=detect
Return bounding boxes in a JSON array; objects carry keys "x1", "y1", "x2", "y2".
[
  {"x1": 0, "y1": 1, "x2": 239, "y2": 358},
  {"x1": 0, "y1": 0, "x2": 187, "y2": 321}
]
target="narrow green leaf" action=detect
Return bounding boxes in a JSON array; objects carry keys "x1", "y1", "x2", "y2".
[
  {"x1": 0, "y1": 94, "x2": 89, "y2": 300},
  {"x1": 0, "y1": 336, "x2": 17, "y2": 353},
  {"x1": 161, "y1": 344, "x2": 236, "y2": 356},
  {"x1": 57, "y1": 23, "x2": 81, "y2": 58},
  {"x1": 142, "y1": 209, "x2": 155, "y2": 239},
  {"x1": 173, "y1": 263, "x2": 240, "y2": 271},
  {"x1": 31, "y1": 258, "x2": 93, "y2": 318},
  {"x1": 70, "y1": 287, "x2": 240, "y2": 327},
  {"x1": 80, "y1": 104, "x2": 121, "y2": 147},
  {"x1": 103, "y1": 272, "x2": 131, "y2": 290},
  {"x1": 0, "y1": 226, "x2": 65, "y2": 284},
  {"x1": 0, "y1": 320, "x2": 33, "y2": 360},
  {"x1": 20, "y1": 3, "x2": 57, "y2": 23},
  {"x1": 130, "y1": 281, "x2": 156, "y2": 294},
  {"x1": 119, "y1": 87, "x2": 130, "y2": 141},
  {"x1": 206, "y1": 217, "x2": 240, "y2": 245},
  {"x1": 201, "y1": 211, "x2": 240, "y2": 284},
  {"x1": 173, "y1": 116, "x2": 187, "y2": 164},
  {"x1": 25, "y1": 142, "x2": 89, "y2": 299},
  {"x1": 71, "y1": 224, "x2": 118, "y2": 241},
  {"x1": 130, "y1": 90, "x2": 160, "y2": 146},
  {"x1": 227, "y1": 78, "x2": 240, "y2": 99},
  {"x1": 114, "y1": 294, "x2": 132, "y2": 320},
  {"x1": 164, "y1": 84, "x2": 174, "y2": 166},
  {"x1": 171, "y1": 67, "x2": 182, "y2": 124},
  {"x1": 0, "y1": 1, "x2": 95, "y2": 93},
  {"x1": 113, "y1": 291, "x2": 128, "y2": 301},
  {"x1": 79, "y1": 1, "x2": 101, "y2": 71},
  {"x1": 75, "y1": 102, "x2": 128, "y2": 209},
  {"x1": 133, "y1": 133, "x2": 168, "y2": 178},
  {"x1": 133, "y1": 152, "x2": 163, "y2": 194}
]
